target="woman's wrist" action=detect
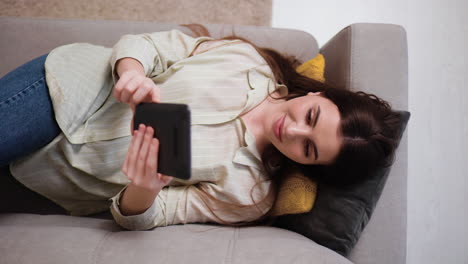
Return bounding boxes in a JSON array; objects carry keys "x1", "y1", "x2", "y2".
[
  {"x1": 115, "y1": 57, "x2": 145, "y2": 78},
  {"x1": 119, "y1": 182, "x2": 161, "y2": 216}
]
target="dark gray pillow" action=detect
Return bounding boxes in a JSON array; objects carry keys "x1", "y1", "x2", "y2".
[{"x1": 272, "y1": 111, "x2": 410, "y2": 256}]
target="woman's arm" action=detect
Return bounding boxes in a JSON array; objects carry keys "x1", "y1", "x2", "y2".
[
  {"x1": 115, "y1": 57, "x2": 145, "y2": 78},
  {"x1": 119, "y1": 183, "x2": 159, "y2": 215},
  {"x1": 110, "y1": 30, "x2": 212, "y2": 79},
  {"x1": 111, "y1": 178, "x2": 273, "y2": 230},
  {"x1": 110, "y1": 30, "x2": 212, "y2": 125}
]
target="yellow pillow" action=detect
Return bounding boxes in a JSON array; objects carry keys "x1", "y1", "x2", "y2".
[
  {"x1": 270, "y1": 54, "x2": 325, "y2": 217},
  {"x1": 271, "y1": 172, "x2": 317, "y2": 216},
  {"x1": 296, "y1": 53, "x2": 326, "y2": 83}
]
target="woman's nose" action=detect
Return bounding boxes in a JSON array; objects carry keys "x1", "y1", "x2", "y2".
[{"x1": 285, "y1": 124, "x2": 310, "y2": 139}]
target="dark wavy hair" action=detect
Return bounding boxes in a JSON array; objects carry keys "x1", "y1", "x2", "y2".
[
  {"x1": 262, "y1": 86, "x2": 402, "y2": 188},
  {"x1": 181, "y1": 24, "x2": 403, "y2": 226},
  {"x1": 228, "y1": 34, "x2": 403, "y2": 187}
]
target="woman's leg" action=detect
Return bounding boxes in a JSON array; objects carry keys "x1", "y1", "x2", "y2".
[
  {"x1": 0, "y1": 54, "x2": 61, "y2": 166},
  {"x1": 0, "y1": 165, "x2": 67, "y2": 214}
]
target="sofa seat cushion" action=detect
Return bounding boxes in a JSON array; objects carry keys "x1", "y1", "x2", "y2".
[{"x1": 0, "y1": 213, "x2": 352, "y2": 264}]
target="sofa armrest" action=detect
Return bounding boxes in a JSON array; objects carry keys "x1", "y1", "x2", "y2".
[
  {"x1": 320, "y1": 23, "x2": 408, "y2": 110},
  {"x1": 320, "y1": 23, "x2": 408, "y2": 264}
]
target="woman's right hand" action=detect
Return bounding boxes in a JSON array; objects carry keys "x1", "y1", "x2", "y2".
[
  {"x1": 113, "y1": 57, "x2": 161, "y2": 108},
  {"x1": 113, "y1": 57, "x2": 162, "y2": 135},
  {"x1": 113, "y1": 69, "x2": 161, "y2": 107}
]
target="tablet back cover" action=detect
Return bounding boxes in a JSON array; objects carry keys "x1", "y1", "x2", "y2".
[{"x1": 134, "y1": 103, "x2": 191, "y2": 180}]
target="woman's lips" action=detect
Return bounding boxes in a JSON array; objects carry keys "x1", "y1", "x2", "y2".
[{"x1": 275, "y1": 115, "x2": 285, "y2": 142}]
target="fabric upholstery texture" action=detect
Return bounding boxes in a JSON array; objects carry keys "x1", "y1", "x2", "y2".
[{"x1": 0, "y1": 214, "x2": 352, "y2": 264}]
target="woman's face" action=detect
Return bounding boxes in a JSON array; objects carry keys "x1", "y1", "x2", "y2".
[{"x1": 263, "y1": 92, "x2": 343, "y2": 165}]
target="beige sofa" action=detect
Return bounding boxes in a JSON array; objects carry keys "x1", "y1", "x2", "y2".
[{"x1": 0, "y1": 17, "x2": 408, "y2": 264}]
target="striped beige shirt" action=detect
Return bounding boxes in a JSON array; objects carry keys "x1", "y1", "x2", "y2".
[{"x1": 10, "y1": 30, "x2": 279, "y2": 230}]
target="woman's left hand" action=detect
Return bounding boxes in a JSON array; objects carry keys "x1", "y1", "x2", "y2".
[
  {"x1": 118, "y1": 124, "x2": 173, "y2": 216},
  {"x1": 123, "y1": 124, "x2": 173, "y2": 193}
]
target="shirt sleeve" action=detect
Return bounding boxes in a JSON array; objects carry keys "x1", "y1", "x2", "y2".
[
  {"x1": 110, "y1": 30, "x2": 212, "y2": 81},
  {"x1": 109, "y1": 181, "x2": 273, "y2": 231}
]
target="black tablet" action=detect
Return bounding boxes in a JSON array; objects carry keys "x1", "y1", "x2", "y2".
[{"x1": 133, "y1": 103, "x2": 191, "y2": 180}]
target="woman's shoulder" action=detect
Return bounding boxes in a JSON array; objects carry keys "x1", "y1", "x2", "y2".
[
  {"x1": 191, "y1": 39, "x2": 236, "y2": 55},
  {"x1": 192, "y1": 38, "x2": 262, "y2": 60}
]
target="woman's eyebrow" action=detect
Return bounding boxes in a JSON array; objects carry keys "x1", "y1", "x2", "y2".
[
  {"x1": 312, "y1": 141, "x2": 319, "y2": 161},
  {"x1": 312, "y1": 105, "x2": 320, "y2": 160},
  {"x1": 313, "y1": 105, "x2": 320, "y2": 128}
]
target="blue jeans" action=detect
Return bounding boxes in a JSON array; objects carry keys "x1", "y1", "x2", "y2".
[{"x1": 0, "y1": 54, "x2": 61, "y2": 167}]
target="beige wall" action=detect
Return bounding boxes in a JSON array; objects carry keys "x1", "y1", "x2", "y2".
[{"x1": 0, "y1": 0, "x2": 272, "y2": 26}]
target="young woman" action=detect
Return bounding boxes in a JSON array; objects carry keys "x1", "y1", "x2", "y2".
[{"x1": 0, "y1": 26, "x2": 402, "y2": 230}]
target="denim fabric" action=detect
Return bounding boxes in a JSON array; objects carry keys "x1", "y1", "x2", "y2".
[{"x1": 0, "y1": 54, "x2": 61, "y2": 166}]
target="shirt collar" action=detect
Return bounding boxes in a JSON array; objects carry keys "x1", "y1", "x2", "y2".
[{"x1": 232, "y1": 118, "x2": 264, "y2": 170}]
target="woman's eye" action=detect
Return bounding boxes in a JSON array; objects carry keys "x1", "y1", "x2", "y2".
[
  {"x1": 304, "y1": 140, "x2": 310, "y2": 157},
  {"x1": 307, "y1": 108, "x2": 312, "y2": 124}
]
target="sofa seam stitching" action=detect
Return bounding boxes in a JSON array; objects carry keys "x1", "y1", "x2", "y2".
[
  {"x1": 91, "y1": 231, "x2": 113, "y2": 264},
  {"x1": 224, "y1": 227, "x2": 239, "y2": 264},
  {"x1": 231, "y1": 228, "x2": 239, "y2": 264}
]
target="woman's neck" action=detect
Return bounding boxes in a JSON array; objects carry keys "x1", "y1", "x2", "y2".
[{"x1": 240, "y1": 92, "x2": 280, "y2": 154}]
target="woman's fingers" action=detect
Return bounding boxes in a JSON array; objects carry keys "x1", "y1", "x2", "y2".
[
  {"x1": 113, "y1": 71, "x2": 132, "y2": 101},
  {"x1": 114, "y1": 70, "x2": 140, "y2": 102},
  {"x1": 159, "y1": 174, "x2": 174, "y2": 186},
  {"x1": 120, "y1": 75, "x2": 144, "y2": 104},
  {"x1": 150, "y1": 85, "x2": 161, "y2": 103},
  {"x1": 133, "y1": 126, "x2": 154, "y2": 186},
  {"x1": 132, "y1": 79, "x2": 155, "y2": 105},
  {"x1": 114, "y1": 71, "x2": 161, "y2": 106},
  {"x1": 123, "y1": 125, "x2": 140, "y2": 179},
  {"x1": 114, "y1": 70, "x2": 144, "y2": 103},
  {"x1": 123, "y1": 150, "x2": 129, "y2": 177},
  {"x1": 145, "y1": 137, "x2": 159, "y2": 188},
  {"x1": 127, "y1": 124, "x2": 145, "y2": 179}
]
